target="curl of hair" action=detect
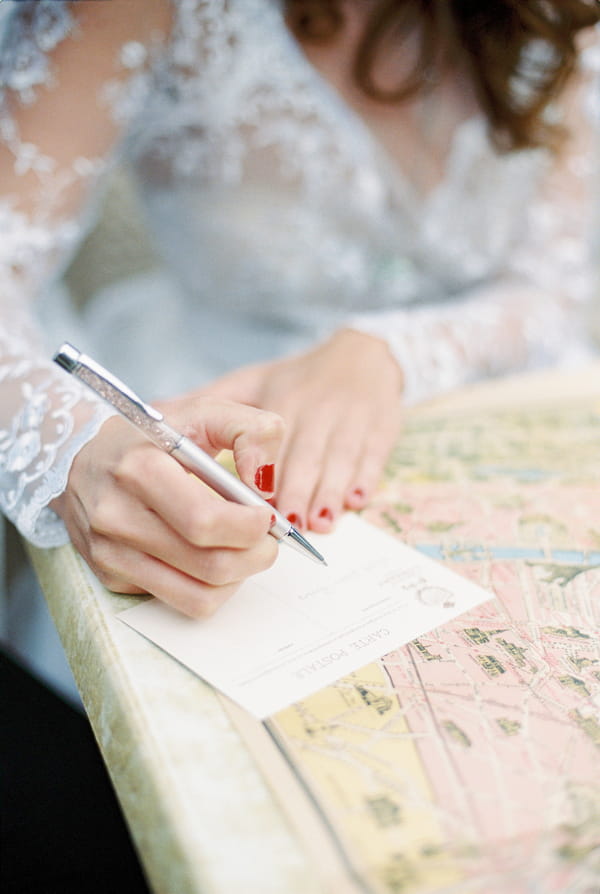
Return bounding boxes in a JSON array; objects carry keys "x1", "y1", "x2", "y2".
[{"x1": 286, "y1": 0, "x2": 600, "y2": 151}]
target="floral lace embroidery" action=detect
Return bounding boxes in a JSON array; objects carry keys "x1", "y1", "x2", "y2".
[{"x1": 0, "y1": 0, "x2": 165, "y2": 545}]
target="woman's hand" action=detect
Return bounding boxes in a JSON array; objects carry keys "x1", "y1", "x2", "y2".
[
  {"x1": 52, "y1": 397, "x2": 285, "y2": 618},
  {"x1": 204, "y1": 329, "x2": 403, "y2": 532}
]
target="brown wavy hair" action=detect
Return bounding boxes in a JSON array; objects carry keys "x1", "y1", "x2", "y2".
[{"x1": 286, "y1": 0, "x2": 600, "y2": 151}]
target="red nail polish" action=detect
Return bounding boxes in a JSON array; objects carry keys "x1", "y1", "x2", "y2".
[
  {"x1": 287, "y1": 512, "x2": 303, "y2": 529},
  {"x1": 352, "y1": 488, "x2": 365, "y2": 500},
  {"x1": 318, "y1": 507, "x2": 334, "y2": 522},
  {"x1": 255, "y1": 463, "x2": 275, "y2": 492},
  {"x1": 270, "y1": 514, "x2": 276, "y2": 527}
]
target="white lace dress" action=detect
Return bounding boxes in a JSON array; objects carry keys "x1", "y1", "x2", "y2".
[{"x1": 0, "y1": 0, "x2": 598, "y2": 692}]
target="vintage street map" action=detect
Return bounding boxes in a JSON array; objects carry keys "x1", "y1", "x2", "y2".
[{"x1": 233, "y1": 385, "x2": 600, "y2": 894}]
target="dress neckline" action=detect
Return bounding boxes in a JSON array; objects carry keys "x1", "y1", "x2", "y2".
[{"x1": 273, "y1": 0, "x2": 484, "y2": 212}]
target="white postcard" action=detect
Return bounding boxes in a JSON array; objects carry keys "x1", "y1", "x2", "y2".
[{"x1": 120, "y1": 514, "x2": 492, "y2": 718}]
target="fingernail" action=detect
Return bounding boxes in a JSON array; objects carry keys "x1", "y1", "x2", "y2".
[
  {"x1": 270, "y1": 514, "x2": 277, "y2": 527},
  {"x1": 287, "y1": 512, "x2": 303, "y2": 529},
  {"x1": 348, "y1": 487, "x2": 367, "y2": 506},
  {"x1": 318, "y1": 507, "x2": 334, "y2": 522},
  {"x1": 255, "y1": 463, "x2": 275, "y2": 492}
]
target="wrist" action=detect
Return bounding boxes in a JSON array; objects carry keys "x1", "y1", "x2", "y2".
[{"x1": 335, "y1": 328, "x2": 405, "y2": 395}]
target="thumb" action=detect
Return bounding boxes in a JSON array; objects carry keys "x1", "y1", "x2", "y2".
[{"x1": 166, "y1": 396, "x2": 285, "y2": 497}]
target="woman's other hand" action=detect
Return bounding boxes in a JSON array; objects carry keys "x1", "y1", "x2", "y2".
[
  {"x1": 51, "y1": 397, "x2": 284, "y2": 618},
  {"x1": 205, "y1": 329, "x2": 403, "y2": 533}
]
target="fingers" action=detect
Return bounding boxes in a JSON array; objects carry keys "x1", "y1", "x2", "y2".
[
  {"x1": 162, "y1": 395, "x2": 284, "y2": 498},
  {"x1": 271, "y1": 398, "x2": 340, "y2": 530},
  {"x1": 228, "y1": 407, "x2": 284, "y2": 497},
  {"x1": 347, "y1": 412, "x2": 402, "y2": 508},
  {"x1": 77, "y1": 480, "x2": 278, "y2": 617},
  {"x1": 306, "y1": 408, "x2": 371, "y2": 531},
  {"x1": 275, "y1": 402, "x2": 401, "y2": 534},
  {"x1": 113, "y1": 445, "x2": 273, "y2": 547},
  {"x1": 89, "y1": 539, "x2": 272, "y2": 619},
  {"x1": 90, "y1": 489, "x2": 275, "y2": 577}
]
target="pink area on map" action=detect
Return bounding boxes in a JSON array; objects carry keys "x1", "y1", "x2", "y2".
[{"x1": 361, "y1": 482, "x2": 600, "y2": 877}]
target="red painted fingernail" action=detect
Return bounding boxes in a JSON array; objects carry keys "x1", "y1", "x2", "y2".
[
  {"x1": 270, "y1": 514, "x2": 276, "y2": 527},
  {"x1": 255, "y1": 463, "x2": 275, "y2": 492},
  {"x1": 318, "y1": 507, "x2": 334, "y2": 522},
  {"x1": 352, "y1": 488, "x2": 365, "y2": 500},
  {"x1": 287, "y1": 512, "x2": 303, "y2": 529}
]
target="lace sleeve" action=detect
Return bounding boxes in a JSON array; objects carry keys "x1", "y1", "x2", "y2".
[
  {"x1": 0, "y1": 0, "x2": 171, "y2": 546},
  {"x1": 348, "y1": 33, "x2": 600, "y2": 407}
]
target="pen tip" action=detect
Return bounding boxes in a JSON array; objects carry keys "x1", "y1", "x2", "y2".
[{"x1": 284, "y1": 526, "x2": 327, "y2": 565}]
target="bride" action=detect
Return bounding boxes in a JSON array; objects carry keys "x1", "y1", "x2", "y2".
[{"x1": 0, "y1": 0, "x2": 598, "y2": 632}]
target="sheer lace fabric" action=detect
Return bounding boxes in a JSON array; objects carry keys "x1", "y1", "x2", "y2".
[
  {"x1": 0, "y1": 0, "x2": 598, "y2": 546},
  {"x1": 0, "y1": 0, "x2": 168, "y2": 545},
  {"x1": 132, "y1": 0, "x2": 599, "y2": 400}
]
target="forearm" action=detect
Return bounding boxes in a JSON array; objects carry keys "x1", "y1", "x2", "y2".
[{"x1": 348, "y1": 276, "x2": 594, "y2": 406}]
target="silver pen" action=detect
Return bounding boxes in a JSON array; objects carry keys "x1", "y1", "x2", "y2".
[{"x1": 53, "y1": 343, "x2": 326, "y2": 565}]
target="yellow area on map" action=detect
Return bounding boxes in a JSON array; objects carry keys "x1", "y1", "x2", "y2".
[{"x1": 273, "y1": 662, "x2": 464, "y2": 893}]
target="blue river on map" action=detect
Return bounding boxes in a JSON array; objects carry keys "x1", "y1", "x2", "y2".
[{"x1": 416, "y1": 545, "x2": 600, "y2": 564}]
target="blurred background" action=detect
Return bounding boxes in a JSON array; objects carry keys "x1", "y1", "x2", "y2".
[{"x1": 66, "y1": 166, "x2": 600, "y2": 351}]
